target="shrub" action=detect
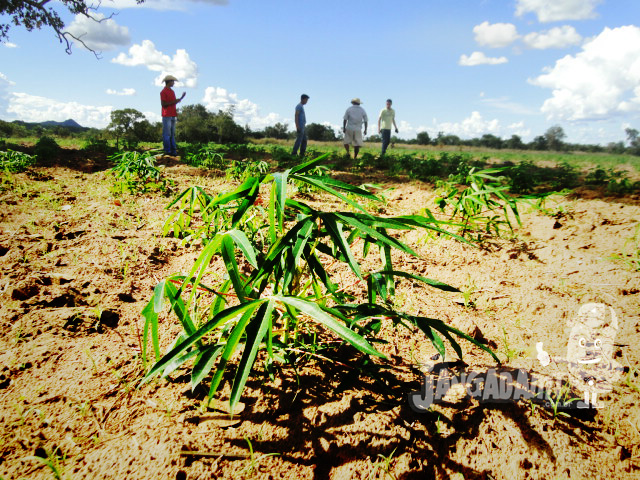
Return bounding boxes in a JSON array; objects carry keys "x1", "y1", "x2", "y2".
[
  {"x1": 82, "y1": 136, "x2": 114, "y2": 155},
  {"x1": 507, "y1": 160, "x2": 539, "y2": 194},
  {"x1": 550, "y1": 161, "x2": 579, "y2": 190},
  {"x1": 34, "y1": 136, "x2": 61, "y2": 161}
]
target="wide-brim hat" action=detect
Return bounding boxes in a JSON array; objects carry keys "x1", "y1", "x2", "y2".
[
  {"x1": 351, "y1": 98, "x2": 362, "y2": 105},
  {"x1": 163, "y1": 75, "x2": 179, "y2": 83}
]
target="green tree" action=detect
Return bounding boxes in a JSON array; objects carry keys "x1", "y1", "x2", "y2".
[
  {"x1": 479, "y1": 134, "x2": 503, "y2": 149},
  {"x1": 305, "y1": 123, "x2": 337, "y2": 141},
  {"x1": 176, "y1": 104, "x2": 217, "y2": 144},
  {"x1": 529, "y1": 135, "x2": 547, "y2": 151},
  {"x1": 606, "y1": 141, "x2": 626, "y2": 154},
  {"x1": 108, "y1": 108, "x2": 147, "y2": 150},
  {"x1": 1, "y1": 0, "x2": 145, "y2": 54},
  {"x1": 416, "y1": 131, "x2": 431, "y2": 145},
  {"x1": 262, "y1": 122, "x2": 290, "y2": 140},
  {"x1": 544, "y1": 125, "x2": 566, "y2": 151},
  {"x1": 211, "y1": 108, "x2": 246, "y2": 144},
  {"x1": 437, "y1": 133, "x2": 462, "y2": 146},
  {"x1": 626, "y1": 128, "x2": 640, "y2": 155},
  {"x1": 504, "y1": 134, "x2": 525, "y2": 150}
]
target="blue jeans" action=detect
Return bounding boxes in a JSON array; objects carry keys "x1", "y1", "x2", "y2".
[
  {"x1": 162, "y1": 116, "x2": 177, "y2": 154},
  {"x1": 381, "y1": 129, "x2": 391, "y2": 154},
  {"x1": 292, "y1": 128, "x2": 307, "y2": 156}
]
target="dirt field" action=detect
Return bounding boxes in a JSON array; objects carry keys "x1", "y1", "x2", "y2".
[{"x1": 1, "y1": 150, "x2": 639, "y2": 480}]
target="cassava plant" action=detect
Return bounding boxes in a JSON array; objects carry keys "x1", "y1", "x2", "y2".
[
  {"x1": 109, "y1": 151, "x2": 174, "y2": 195},
  {"x1": 0, "y1": 149, "x2": 36, "y2": 172},
  {"x1": 432, "y1": 167, "x2": 523, "y2": 241},
  {"x1": 140, "y1": 154, "x2": 499, "y2": 412}
]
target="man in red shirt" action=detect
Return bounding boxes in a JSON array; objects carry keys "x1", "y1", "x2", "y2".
[{"x1": 160, "y1": 74, "x2": 185, "y2": 156}]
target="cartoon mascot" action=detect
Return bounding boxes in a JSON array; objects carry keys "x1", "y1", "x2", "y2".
[{"x1": 536, "y1": 303, "x2": 624, "y2": 408}]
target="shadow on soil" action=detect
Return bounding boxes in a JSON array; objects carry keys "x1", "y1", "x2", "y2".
[{"x1": 177, "y1": 359, "x2": 600, "y2": 480}]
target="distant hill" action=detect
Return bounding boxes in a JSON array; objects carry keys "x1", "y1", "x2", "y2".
[
  {"x1": 40, "y1": 119, "x2": 84, "y2": 128},
  {"x1": 12, "y1": 119, "x2": 88, "y2": 132}
]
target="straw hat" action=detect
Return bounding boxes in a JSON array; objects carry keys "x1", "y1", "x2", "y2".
[
  {"x1": 351, "y1": 98, "x2": 362, "y2": 105},
  {"x1": 163, "y1": 75, "x2": 178, "y2": 83}
]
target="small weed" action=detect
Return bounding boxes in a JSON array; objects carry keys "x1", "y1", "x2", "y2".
[
  {"x1": 24, "y1": 446, "x2": 68, "y2": 480},
  {"x1": 459, "y1": 275, "x2": 477, "y2": 309},
  {"x1": 545, "y1": 382, "x2": 579, "y2": 419},
  {"x1": 237, "y1": 436, "x2": 279, "y2": 478},
  {"x1": 435, "y1": 415, "x2": 443, "y2": 436},
  {"x1": 609, "y1": 223, "x2": 640, "y2": 272},
  {"x1": 84, "y1": 348, "x2": 99, "y2": 375},
  {"x1": 624, "y1": 362, "x2": 640, "y2": 394},
  {"x1": 368, "y1": 447, "x2": 397, "y2": 480},
  {"x1": 500, "y1": 327, "x2": 523, "y2": 362}
]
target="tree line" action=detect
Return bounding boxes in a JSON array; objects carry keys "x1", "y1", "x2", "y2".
[{"x1": 1, "y1": 104, "x2": 639, "y2": 155}]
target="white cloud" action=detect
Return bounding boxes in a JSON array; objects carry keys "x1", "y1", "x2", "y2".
[
  {"x1": 473, "y1": 22, "x2": 519, "y2": 48},
  {"x1": 506, "y1": 121, "x2": 532, "y2": 139},
  {"x1": 106, "y1": 88, "x2": 136, "y2": 96},
  {"x1": 112, "y1": 40, "x2": 198, "y2": 87},
  {"x1": 2, "y1": 42, "x2": 18, "y2": 48},
  {"x1": 7, "y1": 93, "x2": 113, "y2": 128},
  {"x1": 530, "y1": 26, "x2": 640, "y2": 121},
  {"x1": 108, "y1": 0, "x2": 228, "y2": 10},
  {"x1": 0, "y1": 73, "x2": 16, "y2": 117},
  {"x1": 65, "y1": 13, "x2": 131, "y2": 51},
  {"x1": 459, "y1": 52, "x2": 508, "y2": 66},
  {"x1": 202, "y1": 86, "x2": 287, "y2": 130},
  {"x1": 0, "y1": 72, "x2": 15, "y2": 88},
  {"x1": 436, "y1": 111, "x2": 501, "y2": 138},
  {"x1": 523, "y1": 26, "x2": 582, "y2": 49},
  {"x1": 480, "y1": 96, "x2": 537, "y2": 115},
  {"x1": 515, "y1": 0, "x2": 601, "y2": 22}
]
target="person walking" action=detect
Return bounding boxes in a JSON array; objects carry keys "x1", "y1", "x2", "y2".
[
  {"x1": 292, "y1": 94, "x2": 309, "y2": 156},
  {"x1": 160, "y1": 74, "x2": 186, "y2": 156},
  {"x1": 378, "y1": 99, "x2": 398, "y2": 155},
  {"x1": 342, "y1": 98, "x2": 368, "y2": 160}
]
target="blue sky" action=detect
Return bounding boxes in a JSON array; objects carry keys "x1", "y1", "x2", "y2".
[{"x1": 1, "y1": 0, "x2": 640, "y2": 145}]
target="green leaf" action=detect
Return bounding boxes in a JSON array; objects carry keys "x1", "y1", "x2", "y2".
[
  {"x1": 271, "y1": 295, "x2": 383, "y2": 358},
  {"x1": 226, "y1": 229, "x2": 258, "y2": 269},
  {"x1": 141, "y1": 298, "x2": 160, "y2": 366},
  {"x1": 377, "y1": 270, "x2": 460, "y2": 292},
  {"x1": 191, "y1": 344, "x2": 224, "y2": 390},
  {"x1": 413, "y1": 318, "x2": 446, "y2": 359},
  {"x1": 207, "y1": 307, "x2": 256, "y2": 401},
  {"x1": 333, "y1": 212, "x2": 418, "y2": 257},
  {"x1": 165, "y1": 279, "x2": 197, "y2": 336},
  {"x1": 230, "y1": 300, "x2": 275, "y2": 412},
  {"x1": 221, "y1": 234, "x2": 246, "y2": 303},
  {"x1": 289, "y1": 153, "x2": 329, "y2": 174},
  {"x1": 290, "y1": 174, "x2": 370, "y2": 213},
  {"x1": 323, "y1": 215, "x2": 362, "y2": 279},
  {"x1": 271, "y1": 171, "x2": 288, "y2": 234},
  {"x1": 141, "y1": 299, "x2": 266, "y2": 385}
]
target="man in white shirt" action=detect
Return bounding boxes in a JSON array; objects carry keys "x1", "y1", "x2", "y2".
[
  {"x1": 378, "y1": 99, "x2": 398, "y2": 155},
  {"x1": 342, "y1": 98, "x2": 368, "y2": 160}
]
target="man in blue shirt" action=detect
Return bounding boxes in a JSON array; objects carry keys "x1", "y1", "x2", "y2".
[{"x1": 292, "y1": 94, "x2": 309, "y2": 156}]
